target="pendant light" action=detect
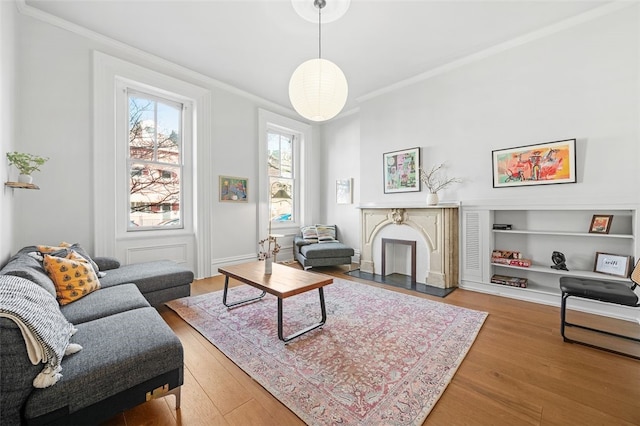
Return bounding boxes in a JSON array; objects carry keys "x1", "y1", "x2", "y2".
[{"x1": 289, "y1": 0, "x2": 348, "y2": 122}]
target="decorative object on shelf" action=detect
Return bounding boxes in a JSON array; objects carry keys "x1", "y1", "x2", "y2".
[
  {"x1": 336, "y1": 178, "x2": 352, "y2": 204},
  {"x1": 383, "y1": 147, "x2": 420, "y2": 194},
  {"x1": 219, "y1": 175, "x2": 248, "y2": 202},
  {"x1": 289, "y1": 0, "x2": 349, "y2": 122},
  {"x1": 593, "y1": 252, "x2": 633, "y2": 278},
  {"x1": 420, "y1": 162, "x2": 461, "y2": 205},
  {"x1": 258, "y1": 236, "x2": 280, "y2": 275},
  {"x1": 6, "y1": 151, "x2": 48, "y2": 184},
  {"x1": 589, "y1": 214, "x2": 613, "y2": 234},
  {"x1": 551, "y1": 251, "x2": 569, "y2": 271},
  {"x1": 491, "y1": 138, "x2": 576, "y2": 188}
]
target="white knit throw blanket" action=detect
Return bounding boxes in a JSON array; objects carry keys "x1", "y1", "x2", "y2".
[{"x1": 0, "y1": 275, "x2": 81, "y2": 388}]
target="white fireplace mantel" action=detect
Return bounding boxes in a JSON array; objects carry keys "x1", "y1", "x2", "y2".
[
  {"x1": 359, "y1": 205, "x2": 459, "y2": 288},
  {"x1": 357, "y1": 202, "x2": 460, "y2": 210}
]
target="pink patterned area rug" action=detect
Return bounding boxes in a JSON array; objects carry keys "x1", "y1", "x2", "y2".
[{"x1": 166, "y1": 278, "x2": 487, "y2": 425}]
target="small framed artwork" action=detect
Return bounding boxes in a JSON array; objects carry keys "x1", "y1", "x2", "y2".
[
  {"x1": 336, "y1": 178, "x2": 353, "y2": 204},
  {"x1": 589, "y1": 214, "x2": 613, "y2": 234},
  {"x1": 219, "y1": 175, "x2": 248, "y2": 202},
  {"x1": 594, "y1": 252, "x2": 633, "y2": 278},
  {"x1": 383, "y1": 147, "x2": 420, "y2": 194},
  {"x1": 492, "y1": 138, "x2": 576, "y2": 188}
]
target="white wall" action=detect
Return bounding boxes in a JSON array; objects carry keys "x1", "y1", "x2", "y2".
[
  {"x1": 319, "y1": 5, "x2": 639, "y2": 266},
  {"x1": 0, "y1": 1, "x2": 16, "y2": 264},
  {"x1": 11, "y1": 9, "x2": 318, "y2": 273},
  {"x1": 355, "y1": 6, "x2": 639, "y2": 208},
  {"x1": 320, "y1": 112, "x2": 360, "y2": 253}
]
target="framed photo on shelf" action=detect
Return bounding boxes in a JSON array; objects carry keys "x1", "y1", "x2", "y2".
[
  {"x1": 491, "y1": 138, "x2": 576, "y2": 188},
  {"x1": 336, "y1": 178, "x2": 353, "y2": 204},
  {"x1": 589, "y1": 214, "x2": 613, "y2": 234},
  {"x1": 383, "y1": 147, "x2": 420, "y2": 194},
  {"x1": 219, "y1": 175, "x2": 248, "y2": 202},
  {"x1": 593, "y1": 252, "x2": 633, "y2": 278}
]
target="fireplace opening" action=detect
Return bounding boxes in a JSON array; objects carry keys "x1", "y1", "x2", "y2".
[{"x1": 381, "y1": 238, "x2": 416, "y2": 283}]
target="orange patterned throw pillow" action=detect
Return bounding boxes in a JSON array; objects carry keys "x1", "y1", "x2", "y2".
[{"x1": 43, "y1": 251, "x2": 101, "y2": 305}]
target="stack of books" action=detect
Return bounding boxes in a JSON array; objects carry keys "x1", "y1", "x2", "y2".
[
  {"x1": 490, "y1": 274, "x2": 528, "y2": 288},
  {"x1": 491, "y1": 250, "x2": 532, "y2": 267}
]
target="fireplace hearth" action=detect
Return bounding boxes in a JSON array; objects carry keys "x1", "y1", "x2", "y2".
[{"x1": 345, "y1": 269, "x2": 456, "y2": 297}]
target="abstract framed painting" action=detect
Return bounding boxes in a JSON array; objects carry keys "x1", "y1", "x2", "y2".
[
  {"x1": 383, "y1": 147, "x2": 420, "y2": 194},
  {"x1": 492, "y1": 139, "x2": 576, "y2": 188},
  {"x1": 219, "y1": 175, "x2": 248, "y2": 202}
]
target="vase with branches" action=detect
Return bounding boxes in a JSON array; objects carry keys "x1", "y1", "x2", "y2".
[
  {"x1": 420, "y1": 162, "x2": 461, "y2": 205},
  {"x1": 258, "y1": 232, "x2": 280, "y2": 274}
]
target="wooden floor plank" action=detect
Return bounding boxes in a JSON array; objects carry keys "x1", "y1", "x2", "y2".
[{"x1": 108, "y1": 264, "x2": 640, "y2": 425}]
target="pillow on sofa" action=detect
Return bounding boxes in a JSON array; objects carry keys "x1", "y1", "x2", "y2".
[
  {"x1": 316, "y1": 224, "x2": 338, "y2": 243},
  {"x1": 43, "y1": 252, "x2": 101, "y2": 305},
  {"x1": 38, "y1": 243, "x2": 101, "y2": 277},
  {"x1": 301, "y1": 225, "x2": 319, "y2": 243}
]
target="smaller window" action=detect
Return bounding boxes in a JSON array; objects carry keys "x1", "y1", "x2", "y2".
[{"x1": 268, "y1": 130, "x2": 294, "y2": 224}]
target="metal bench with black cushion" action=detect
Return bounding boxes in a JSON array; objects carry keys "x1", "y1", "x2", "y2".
[{"x1": 559, "y1": 260, "x2": 640, "y2": 359}]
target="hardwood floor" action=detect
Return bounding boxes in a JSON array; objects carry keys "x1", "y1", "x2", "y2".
[{"x1": 103, "y1": 264, "x2": 640, "y2": 425}]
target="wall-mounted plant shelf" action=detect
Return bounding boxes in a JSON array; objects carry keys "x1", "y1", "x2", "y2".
[{"x1": 5, "y1": 181, "x2": 40, "y2": 190}]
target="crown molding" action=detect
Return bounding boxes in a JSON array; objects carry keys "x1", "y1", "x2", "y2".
[
  {"x1": 14, "y1": 0, "x2": 296, "y2": 118},
  {"x1": 357, "y1": 1, "x2": 636, "y2": 104}
]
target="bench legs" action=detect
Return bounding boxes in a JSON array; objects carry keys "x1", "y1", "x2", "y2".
[
  {"x1": 561, "y1": 292, "x2": 640, "y2": 360},
  {"x1": 278, "y1": 287, "x2": 327, "y2": 343}
]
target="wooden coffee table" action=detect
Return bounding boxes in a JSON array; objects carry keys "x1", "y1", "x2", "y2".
[{"x1": 218, "y1": 261, "x2": 333, "y2": 342}]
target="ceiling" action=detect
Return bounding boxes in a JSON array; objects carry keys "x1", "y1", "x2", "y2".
[{"x1": 25, "y1": 0, "x2": 608, "y2": 117}]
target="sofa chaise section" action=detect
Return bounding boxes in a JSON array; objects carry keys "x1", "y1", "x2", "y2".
[
  {"x1": 293, "y1": 225, "x2": 354, "y2": 269},
  {"x1": 22, "y1": 307, "x2": 183, "y2": 426},
  {"x1": 0, "y1": 246, "x2": 190, "y2": 425}
]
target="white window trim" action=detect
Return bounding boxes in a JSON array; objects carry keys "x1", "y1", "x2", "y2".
[
  {"x1": 258, "y1": 109, "x2": 312, "y2": 239},
  {"x1": 117, "y1": 81, "x2": 191, "y2": 232},
  {"x1": 93, "y1": 51, "x2": 212, "y2": 277}
]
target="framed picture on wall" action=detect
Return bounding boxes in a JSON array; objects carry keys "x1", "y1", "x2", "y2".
[
  {"x1": 491, "y1": 138, "x2": 576, "y2": 188},
  {"x1": 336, "y1": 178, "x2": 353, "y2": 204},
  {"x1": 383, "y1": 147, "x2": 420, "y2": 194},
  {"x1": 219, "y1": 175, "x2": 248, "y2": 202}
]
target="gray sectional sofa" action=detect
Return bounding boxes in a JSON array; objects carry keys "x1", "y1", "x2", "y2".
[{"x1": 0, "y1": 245, "x2": 193, "y2": 425}]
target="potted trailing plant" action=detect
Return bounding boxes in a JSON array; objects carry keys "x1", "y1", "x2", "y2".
[
  {"x1": 6, "y1": 151, "x2": 49, "y2": 184},
  {"x1": 420, "y1": 162, "x2": 461, "y2": 205}
]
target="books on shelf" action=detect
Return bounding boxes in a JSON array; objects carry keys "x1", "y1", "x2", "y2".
[
  {"x1": 492, "y1": 249, "x2": 522, "y2": 259},
  {"x1": 491, "y1": 274, "x2": 528, "y2": 288},
  {"x1": 492, "y1": 224, "x2": 512, "y2": 230},
  {"x1": 491, "y1": 257, "x2": 532, "y2": 267},
  {"x1": 491, "y1": 249, "x2": 531, "y2": 267}
]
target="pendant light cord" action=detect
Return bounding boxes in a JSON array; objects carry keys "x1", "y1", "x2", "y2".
[{"x1": 318, "y1": 2, "x2": 322, "y2": 59}]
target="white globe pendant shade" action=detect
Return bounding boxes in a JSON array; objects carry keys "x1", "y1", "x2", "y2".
[{"x1": 289, "y1": 58, "x2": 348, "y2": 122}]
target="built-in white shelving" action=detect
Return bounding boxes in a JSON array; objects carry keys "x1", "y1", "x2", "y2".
[{"x1": 461, "y1": 205, "x2": 639, "y2": 320}]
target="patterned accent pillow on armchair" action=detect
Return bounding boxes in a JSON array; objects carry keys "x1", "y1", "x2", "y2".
[{"x1": 316, "y1": 224, "x2": 337, "y2": 243}]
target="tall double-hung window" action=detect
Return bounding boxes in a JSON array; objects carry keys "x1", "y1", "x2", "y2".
[
  {"x1": 127, "y1": 90, "x2": 183, "y2": 229},
  {"x1": 268, "y1": 130, "x2": 295, "y2": 223}
]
